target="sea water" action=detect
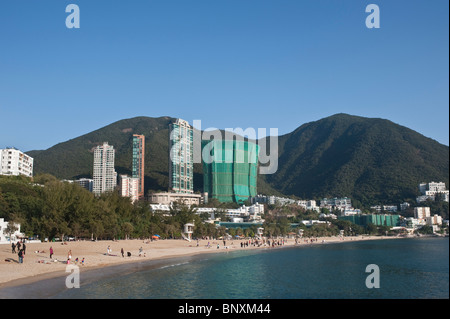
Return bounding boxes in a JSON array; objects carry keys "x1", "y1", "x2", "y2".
[{"x1": 49, "y1": 237, "x2": 448, "y2": 299}]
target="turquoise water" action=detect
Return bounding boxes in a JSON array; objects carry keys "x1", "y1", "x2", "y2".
[{"x1": 50, "y1": 237, "x2": 449, "y2": 299}]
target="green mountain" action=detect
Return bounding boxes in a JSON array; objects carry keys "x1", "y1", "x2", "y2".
[
  {"x1": 260, "y1": 113, "x2": 449, "y2": 206},
  {"x1": 27, "y1": 116, "x2": 177, "y2": 194},
  {"x1": 27, "y1": 114, "x2": 449, "y2": 206},
  {"x1": 27, "y1": 116, "x2": 280, "y2": 196}
]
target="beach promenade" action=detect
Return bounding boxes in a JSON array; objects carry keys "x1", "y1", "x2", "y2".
[{"x1": 0, "y1": 235, "x2": 399, "y2": 289}]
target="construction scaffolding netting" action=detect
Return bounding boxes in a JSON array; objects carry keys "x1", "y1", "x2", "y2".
[{"x1": 202, "y1": 139, "x2": 259, "y2": 203}]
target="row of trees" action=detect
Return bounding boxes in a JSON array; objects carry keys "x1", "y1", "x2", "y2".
[
  {"x1": 0, "y1": 175, "x2": 230, "y2": 241},
  {"x1": 3, "y1": 174, "x2": 436, "y2": 243}
]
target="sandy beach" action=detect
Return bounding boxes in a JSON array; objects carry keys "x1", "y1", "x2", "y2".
[{"x1": 0, "y1": 235, "x2": 401, "y2": 290}]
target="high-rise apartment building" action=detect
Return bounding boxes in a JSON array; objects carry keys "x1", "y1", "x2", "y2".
[
  {"x1": 169, "y1": 119, "x2": 194, "y2": 194},
  {"x1": 132, "y1": 134, "x2": 145, "y2": 198},
  {"x1": 202, "y1": 139, "x2": 259, "y2": 203},
  {"x1": 93, "y1": 142, "x2": 117, "y2": 195},
  {"x1": 0, "y1": 148, "x2": 33, "y2": 177}
]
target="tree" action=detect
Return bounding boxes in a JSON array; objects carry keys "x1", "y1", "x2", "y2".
[
  {"x1": 5, "y1": 221, "x2": 18, "y2": 241},
  {"x1": 33, "y1": 173, "x2": 59, "y2": 185},
  {"x1": 121, "y1": 222, "x2": 134, "y2": 240},
  {"x1": 377, "y1": 225, "x2": 391, "y2": 236},
  {"x1": 89, "y1": 220, "x2": 104, "y2": 241},
  {"x1": 416, "y1": 225, "x2": 434, "y2": 235},
  {"x1": 0, "y1": 190, "x2": 10, "y2": 218},
  {"x1": 277, "y1": 217, "x2": 291, "y2": 236},
  {"x1": 215, "y1": 226, "x2": 227, "y2": 239},
  {"x1": 164, "y1": 223, "x2": 178, "y2": 239},
  {"x1": 365, "y1": 223, "x2": 378, "y2": 235}
]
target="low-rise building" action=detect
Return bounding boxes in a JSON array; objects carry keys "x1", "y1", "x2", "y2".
[
  {"x1": 252, "y1": 194, "x2": 297, "y2": 206},
  {"x1": 400, "y1": 202, "x2": 410, "y2": 211},
  {"x1": 370, "y1": 205, "x2": 398, "y2": 213},
  {"x1": 149, "y1": 192, "x2": 204, "y2": 206},
  {"x1": 402, "y1": 217, "x2": 426, "y2": 229},
  {"x1": 425, "y1": 214, "x2": 442, "y2": 226},
  {"x1": 414, "y1": 207, "x2": 431, "y2": 220},
  {"x1": 301, "y1": 220, "x2": 329, "y2": 227},
  {"x1": 0, "y1": 148, "x2": 34, "y2": 177},
  {"x1": 417, "y1": 182, "x2": 449, "y2": 203},
  {"x1": 297, "y1": 200, "x2": 320, "y2": 212},
  {"x1": 149, "y1": 203, "x2": 264, "y2": 223},
  {"x1": 268, "y1": 196, "x2": 296, "y2": 206},
  {"x1": 320, "y1": 197, "x2": 352, "y2": 211},
  {"x1": 119, "y1": 175, "x2": 140, "y2": 203},
  {"x1": 342, "y1": 208, "x2": 362, "y2": 216},
  {"x1": 319, "y1": 213, "x2": 337, "y2": 219},
  {"x1": 0, "y1": 218, "x2": 23, "y2": 244},
  {"x1": 75, "y1": 178, "x2": 94, "y2": 192}
]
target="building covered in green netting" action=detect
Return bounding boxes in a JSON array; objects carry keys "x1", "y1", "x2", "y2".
[
  {"x1": 338, "y1": 214, "x2": 401, "y2": 227},
  {"x1": 202, "y1": 139, "x2": 259, "y2": 203}
]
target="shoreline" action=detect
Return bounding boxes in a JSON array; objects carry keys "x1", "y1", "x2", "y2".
[{"x1": 0, "y1": 235, "x2": 435, "y2": 298}]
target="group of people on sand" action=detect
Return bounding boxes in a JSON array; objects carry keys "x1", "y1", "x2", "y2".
[
  {"x1": 14, "y1": 244, "x2": 85, "y2": 265},
  {"x1": 294, "y1": 237, "x2": 323, "y2": 244},
  {"x1": 11, "y1": 242, "x2": 152, "y2": 265},
  {"x1": 11, "y1": 241, "x2": 26, "y2": 264},
  {"x1": 62, "y1": 248, "x2": 85, "y2": 265},
  {"x1": 106, "y1": 246, "x2": 146, "y2": 258}
]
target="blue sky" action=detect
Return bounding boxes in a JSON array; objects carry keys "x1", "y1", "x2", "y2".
[{"x1": 0, "y1": 0, "x2": 448, "y2": 151}]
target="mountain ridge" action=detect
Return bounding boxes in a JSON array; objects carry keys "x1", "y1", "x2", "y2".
[
  {"x1": 27, "y1": 113, "x2": 449, "y2": 206},
  {"x1": 260, "y1": 113, "x2": 449, "y2": 206}
]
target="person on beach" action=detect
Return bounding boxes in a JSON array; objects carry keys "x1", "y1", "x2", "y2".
[
  {"x1": 18, "y1": 249, "x2": 24, "y2": 264},
  {"x1": 49, "y1": 246, "x2": 54, "y2": 259},
  {"x1": 11, "y1": 242, "x2": 16, "y2": 253},
  {"x1": 23, "y1": 243, "x2": 26, "y2": 255},
  {"x1": 67, "y1": 250, "x2": 72, "y2": 264},
  {"x1": 121, "y1": 248, "x2": 124, "y2": 257}
]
